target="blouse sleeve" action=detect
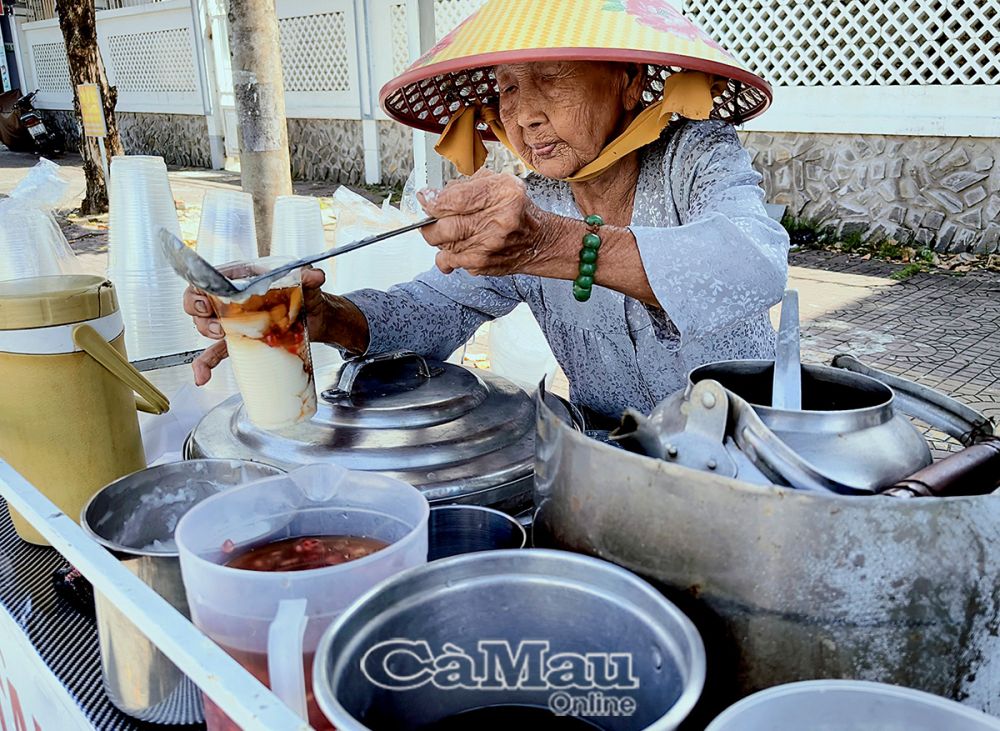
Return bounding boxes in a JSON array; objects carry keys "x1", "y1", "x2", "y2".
[
  {"x1": 341, "y1": 267, "x2": 522, "y2": 360},
  {"x1": 630, "y1": 120, "x2": 789, "y2": 341}
]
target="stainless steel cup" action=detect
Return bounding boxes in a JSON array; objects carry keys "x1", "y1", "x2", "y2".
[
  {"x1": 81, "y1": 459, "x2": 283, "y2": 724},
  {"x1": 428, "y1": 504, "x2": 527, "y2": 560}
]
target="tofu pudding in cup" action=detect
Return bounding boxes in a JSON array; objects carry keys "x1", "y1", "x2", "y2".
[{"x1": 208, "y1": 257, "x2": 317, "y2": 429}]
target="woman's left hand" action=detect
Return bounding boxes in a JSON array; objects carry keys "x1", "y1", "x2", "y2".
[{"x1": 417, "y1": 169, "x2": 555, "y2": 276}]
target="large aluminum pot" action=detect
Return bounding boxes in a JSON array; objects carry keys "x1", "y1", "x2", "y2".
[
  {"x1": 533, "y1": 392, "x2": 1000, "y2": 722},
  {"x1": 313, "y1": 550, "x2": 705, "y2": 731},
  {"x1": 81, "y1": 459, "x2": 283, "y2": 724}
]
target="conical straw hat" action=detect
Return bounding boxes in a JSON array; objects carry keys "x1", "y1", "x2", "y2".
[{"x1": 381, "y1": 0, "x2": 771, "y2": 141}]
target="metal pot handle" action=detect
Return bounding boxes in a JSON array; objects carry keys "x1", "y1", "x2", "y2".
[
  {"x1": 321, "y1": 350, "x2": 442, "y2": 402},
  {"x1": 881, "y1": 438, "x2": 1000, "y2": 498},
  {"x1": 727, "y1": 387, "x2": 867, "y2": 495},
  {"x1": 831, "y1": 355, "x2": 995, "y2": 445}
]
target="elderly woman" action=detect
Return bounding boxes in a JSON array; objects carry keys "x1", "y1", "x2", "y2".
[{"x1": 186, "y1": 0, "x2": 788, "y2": 424}]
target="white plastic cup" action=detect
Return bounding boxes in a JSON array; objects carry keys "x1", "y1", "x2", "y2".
[
  {"x1": 175, "y1": 464, "x2": 430, "y2": 731},
  {"x1": 207, "y1": 258, "x2": 317, "y2": 429},
  {"x1": 271, "y1": 195, "x2": 326, "y2": 259},
  {"x1": 107, "y1": 268, "x2": 202, "y2": 360},
  {"x1": 196, "y1": 189, "x2": 258, "y2": 266},
  {"x1": 269, "y1": 195, "x2": 343, "y2": 382}
]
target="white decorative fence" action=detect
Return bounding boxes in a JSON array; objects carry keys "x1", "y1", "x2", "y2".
[
  {"x1": 275, "y1": 0, "x2": 361, "y2": 119},
  {"x1": 17, "y1": 0, "x2": 207, "y2": 115},
  {"x1": 685, "y1": 0, "x2": 1000, "y2": 136}
]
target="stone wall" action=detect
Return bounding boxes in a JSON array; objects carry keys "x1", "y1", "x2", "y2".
[
  {"x1": 288, "y1": 118, "x2": 364, "y2": 184},
  {"x1": 118, "y1": 113, "x2": 212, "y2": 168},
  {"x1": 44, "y1": 110, "x2": 211, "y2": 168},
  {"x1": 378, "y1": 120, "x2": 414, "y2": 188},
  {"x1": 741, "y1": 132, "x2": 1000, "y2": 254}
]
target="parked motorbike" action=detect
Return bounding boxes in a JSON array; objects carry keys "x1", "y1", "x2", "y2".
[{"x1": 0, "y1": 89, "x2": 63, "y2": 156}]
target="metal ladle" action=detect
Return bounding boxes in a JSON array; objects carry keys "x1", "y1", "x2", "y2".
[
  {"x1": 772, "y1": 289, "x2": 802, "y2": 410},
  {"x1": 157, "y1": 217, "x2": 436, "y2": 299}
]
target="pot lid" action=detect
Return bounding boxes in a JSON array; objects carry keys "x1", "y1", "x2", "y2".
[{"x1": 186, "y1": 352, "x2": 539, "y2": 503}]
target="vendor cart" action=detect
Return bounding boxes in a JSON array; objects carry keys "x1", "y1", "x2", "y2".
[{"x1": 0, "y1": 357, "x2": 308, "y2": 731}]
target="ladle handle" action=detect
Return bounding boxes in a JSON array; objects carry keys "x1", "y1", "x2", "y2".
[
  {"x1": 772, "y1": 289, "x2": 802, "y2": 410},
  {"x1": 881, "y1": 438, "x2": 1000, "y2": 498},
  {"x1": 262, "y1": 217, "x2": 438, "y2": 282}
]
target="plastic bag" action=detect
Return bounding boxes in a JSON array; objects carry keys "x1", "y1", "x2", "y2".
[
  {"x1": 0, "y1": 158, "x2": 81, "y2": 281},
  {"x1": 329, "y1": 179, "x2": 438, "y2": 295}
]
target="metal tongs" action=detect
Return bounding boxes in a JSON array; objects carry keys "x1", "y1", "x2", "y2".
[{"x1": 157, "y1": 217, "x2": 436, "y2": 299}]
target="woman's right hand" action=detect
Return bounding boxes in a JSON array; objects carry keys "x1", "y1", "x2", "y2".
[{"x1": 183, "y1": 268, "x2": 333, "y2": 386}]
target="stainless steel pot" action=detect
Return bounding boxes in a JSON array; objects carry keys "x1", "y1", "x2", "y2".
[
  {"x1": 688, "y1": 360, "x2": 932, "y2": 491},
  {"x1": 533, "y1": 386, "x2": 1000, "y2": 719},
  {"x1": 81, "y1": 458, "x2": 283, "y2": 724},
  {"x1": 313, "y1": 550, "x2": 705, "y2": 731},
  {"x1": 186, "y1": 351, "x2": 576, "y2": 514}
]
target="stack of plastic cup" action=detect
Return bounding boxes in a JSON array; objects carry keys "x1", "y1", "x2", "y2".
[
  {"x1": 271, "y1": 194, "x2": 342, "y2": 387},
  {"x1": 196, "y1": 189, "x2": 259, "y2": 266},
  {"x1": 106, "y1": 156, "x2": 202, "y2": 360},
  {"x1": 0, "y1": 208, "x2": 75, "y2": 281},
  {"x1": 270, "y1": 195, "x2": 325, "y2": 256}
]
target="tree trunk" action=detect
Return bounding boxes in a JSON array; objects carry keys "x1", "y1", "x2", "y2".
[
  {"x1": 227, "y1": 0, "x2": 293, "y2": 255},
  {"x1": 56, "y1": 0, "x2": 124, "y2": 215}
]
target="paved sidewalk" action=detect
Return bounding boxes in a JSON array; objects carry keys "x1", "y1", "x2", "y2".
[{"x1": 791, "y1": 249, "x2": 999, "y2": 454}]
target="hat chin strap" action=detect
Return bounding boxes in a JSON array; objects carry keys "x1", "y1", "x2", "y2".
[{"x1": 434, "y1": 71, "x2": 725, "y2": 183}]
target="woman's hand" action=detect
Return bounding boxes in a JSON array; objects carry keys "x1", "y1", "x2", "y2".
[
  {"x1": 418, "y1": 169, "x2": 558, "y2": 276},
  {"x1": 183, "y1": 268, "x2": 372, "y2": 386}
]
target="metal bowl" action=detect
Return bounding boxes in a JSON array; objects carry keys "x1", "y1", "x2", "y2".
[
  {"x1": 706, "y1": 681, "x2": 1000, "y2": 731},
  {"x1": 81, "y1": 458, "x2": 283, "y2": 724}
]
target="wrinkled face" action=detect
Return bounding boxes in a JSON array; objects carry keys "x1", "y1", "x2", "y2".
[{"x1": 495, "y1": 61, "x2": 645, "y2": 179}]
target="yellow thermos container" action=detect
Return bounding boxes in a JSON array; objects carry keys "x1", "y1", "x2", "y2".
[{"x1": 0, "y1": 275, "x2": 169, "y2": 544}]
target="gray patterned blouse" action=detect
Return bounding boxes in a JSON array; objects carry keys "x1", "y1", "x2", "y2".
[{"x1": 343, "y1": 120, "x2": 789, "y2": 419}]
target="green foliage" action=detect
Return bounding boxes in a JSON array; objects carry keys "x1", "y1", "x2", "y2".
[
  {"x1": 891, "y1": 263, "x2": 926, "y2": 281},
  {"x1": 358, "y1": 182, "x2": 405, "y2": 206},
  {"x1": 838, "y1": 228, "x2": 868, "y2": 253},
  {"x1": 781, "y1": 215, "x2": 837, "y2": 249},
  {"x1": 877, "y1": 240, "x2": 904, "y2": 260}
]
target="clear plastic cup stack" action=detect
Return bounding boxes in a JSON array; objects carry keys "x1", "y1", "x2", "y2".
[
  {"x1": 106, "y1": 156, "x2": 202, "y2": 360},
  {"x1": 270, "y1": 195, "x2": 342, "y2": 386},
  {"x1": 0, "y1": 208, "x2": 76, "y2": 281},
  {"x1": 196, "y1": 189, "x2": 259, "y2": 266}
]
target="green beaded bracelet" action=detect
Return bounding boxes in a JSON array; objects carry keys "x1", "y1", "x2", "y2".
[{"x1": 574, "y1": 214, "x2": 604, "y2": 302}]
